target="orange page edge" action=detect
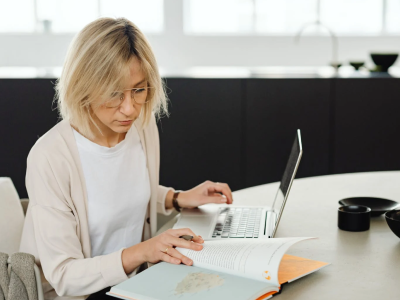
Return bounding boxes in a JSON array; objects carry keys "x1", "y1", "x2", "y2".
[{"x1": 256, "y1": 254, "x2": 329, "y2": 300}]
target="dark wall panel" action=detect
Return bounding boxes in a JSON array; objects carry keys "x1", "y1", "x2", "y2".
[
  {"x1": 0, "y1": 78, "x2": 243, "y2": 197},
  {"x1": 0, "y1": 79, "x2": 59, "y2": 198},
  {"x1": 245, "y1": 79, "x2": 331, "y2": 188},
  {"x1": 2, "y1": 77, "x2": 399, "y2": 199},
  {"x1": 334, "y1": 78, "x2": 400, "y2": 173},
  {"x1": 158, "y1": 79, "x2": 243, "y2": 191}
]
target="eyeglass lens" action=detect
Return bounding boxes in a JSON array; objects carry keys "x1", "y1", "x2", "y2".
[{"x1": 106, "y1": 88, "x2": 149, "y2": 108}]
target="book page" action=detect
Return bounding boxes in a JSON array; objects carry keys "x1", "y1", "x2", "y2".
[
  {"x1": 177, "y1": 237, "x2": 313, "y2": 286},
  {"x1": 278, "y1": 254, "x2": 330, "y2": 284}
]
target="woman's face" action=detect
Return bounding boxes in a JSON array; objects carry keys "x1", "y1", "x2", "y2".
[{"x1": 92, "y1": 56, "x2": 146, "y2": 136}]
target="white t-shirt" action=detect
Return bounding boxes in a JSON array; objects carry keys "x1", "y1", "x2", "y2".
[{"x1": 73, "y1": 125, "x2": 150, "y2": 257}]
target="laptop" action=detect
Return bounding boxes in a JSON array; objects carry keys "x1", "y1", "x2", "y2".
[{"x1": 173, "y1": 129, "x2": 303, "y2": 240}]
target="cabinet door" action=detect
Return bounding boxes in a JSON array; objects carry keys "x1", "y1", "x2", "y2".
[
  {"x1": 334, "y1": 78, "x2": 400, "y2": 173},
  {"x1": 158, "y1": 79, "x2": 243, "y2": 191},
  {"x1": 0, "y1": 79, "x2": 59, "y2": 198},
  {"x1": 245, "y1": 78, "x2": 331, "y2": 188}
]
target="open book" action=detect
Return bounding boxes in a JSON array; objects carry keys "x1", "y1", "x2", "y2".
[{"x1": 107, "y1": 237, "x2": 329, "y2": 300}]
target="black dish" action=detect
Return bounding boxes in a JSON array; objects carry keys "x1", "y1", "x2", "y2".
[
  {"x1": 349, "y1": 61, "x2": 364, "y2": 70},
  {"x1": 338, "y1": 197, "x2": 399, "y2": 217},
  {"x1": 370, "y1": 53, "x2": 398, "y2": 72},
  {"x1": 338, "y1": 205, "x2": 371, "y2": 232},
  {"x1": 385, "y1": 209, "x2": 400, "y2": 239},
  {"x1": 330, "y1": 62, "x2": 342, "y2": 69}
]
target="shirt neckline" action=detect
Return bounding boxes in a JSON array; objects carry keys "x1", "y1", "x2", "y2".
[{"x1": 72, "y1": 126, "x2": 137, "y2": 157}]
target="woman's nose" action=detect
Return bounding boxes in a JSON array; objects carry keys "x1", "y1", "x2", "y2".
[{"x1": 119, "y1": 91, "x2": 136, "y2": 115}]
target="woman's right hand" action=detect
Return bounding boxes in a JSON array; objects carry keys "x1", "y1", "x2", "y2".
[
  {"x1": 143, "y1": 228, "x2": 204, "y2": 265},
  {"x1": 122, "y1": 228, "x2": 204, "y2": 274}
]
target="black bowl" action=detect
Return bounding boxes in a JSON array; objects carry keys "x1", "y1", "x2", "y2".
[
  {"x1": 385, "y1": 209, "x2": 400, "y2": 238},
  {"x1": 349, "y1": 61, "x2": 364, "y2": 70},
  {"x1": 330, "y1": 62, "x2": 342, "y2": 69},
  {"x1": 338, "y1": 197, "x2": 399, "y2": 217},
  {"x1": 370, "y1": 53, "x2": 398, "y2": 72},
  {"x1": 338, "y1": 205, "x2": 371, "y2": 232}
]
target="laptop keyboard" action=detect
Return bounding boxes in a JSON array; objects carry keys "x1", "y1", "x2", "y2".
[{"x1": 212, "y1": 207, "x2": 263, "y2": 238}]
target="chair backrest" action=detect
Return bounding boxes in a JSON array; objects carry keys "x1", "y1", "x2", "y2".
[{"x1": 0, "y1": 178, "x2": 25, "y2": 255}]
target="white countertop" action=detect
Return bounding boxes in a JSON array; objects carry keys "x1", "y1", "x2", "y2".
[
  {"x1": 1, "y1": 66, "x2": 400, "y2": 79},
  {"x1": 158, "y1": 171, "x2": 400, "y2": 299}
]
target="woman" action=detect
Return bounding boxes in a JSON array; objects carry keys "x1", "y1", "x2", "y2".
[{"x1": 19, "y1": 17, "x2": 233, "y2": 299}]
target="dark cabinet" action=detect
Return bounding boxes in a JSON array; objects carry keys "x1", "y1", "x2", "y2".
[
  {"x1": 245, "y1": 79, "x2": 331, "y2": 187},
  {"x1": 0, "y1": 79, "x2": 59, "y2": 198},
  {"x1": 0, "y1": 77, "x2": 399, "y2": 198},
  {"x1": 158, "y1": 79, "x2": 243, "y2": 191},
  {"x1": 333, "y1": 78, "x2": 400, "y2": 174}
]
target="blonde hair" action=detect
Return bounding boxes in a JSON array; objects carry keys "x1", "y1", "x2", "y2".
[{"x1": 55, "y1": 17, "x2": 168, "y2": 139}]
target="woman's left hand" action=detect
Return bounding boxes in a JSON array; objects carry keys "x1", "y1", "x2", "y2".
[{"x1": 178, "y1": 181, "x2": 233, "y2": 209}]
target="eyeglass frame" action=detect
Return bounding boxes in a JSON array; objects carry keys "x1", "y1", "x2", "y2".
[{"x1": 104, "y1": 86, "x2": 154, "y2": 108}]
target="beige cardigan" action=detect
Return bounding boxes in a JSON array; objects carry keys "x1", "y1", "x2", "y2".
[{"x1": 19, "y1": 114, "x2": 173, "y2": 298}]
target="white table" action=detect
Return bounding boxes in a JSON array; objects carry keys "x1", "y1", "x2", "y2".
[{"x1": 158, "y1": 171, "x2": 400, "y2": 299}]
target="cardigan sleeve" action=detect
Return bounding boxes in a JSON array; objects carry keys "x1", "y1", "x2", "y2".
[
  {"x1": 25, "y1": 150, "x2": 129, "y2": 297},
  {"x1": 151, "y1": 114, "x2": 174, "y2": 216},
  {"x1": 157, "y1": 185, "x2": 174, "y2": 215}
]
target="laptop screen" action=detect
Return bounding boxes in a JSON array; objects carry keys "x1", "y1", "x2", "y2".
[{"x1": 271, "y1": 130, "x2": 303, "y2": 236}]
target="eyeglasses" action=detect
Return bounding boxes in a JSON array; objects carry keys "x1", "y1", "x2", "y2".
[{"x1": 105, "y1": 87, "x2": 153, "y2": 108}]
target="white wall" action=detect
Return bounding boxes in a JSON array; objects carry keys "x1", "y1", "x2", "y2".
[{"x1": 1, "y1": 0, "x2": 400, "y2": 72}]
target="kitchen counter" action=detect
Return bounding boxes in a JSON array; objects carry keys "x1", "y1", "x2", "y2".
[{"x1": 0, "y1": 66, "x2": 399, "y2": 79}]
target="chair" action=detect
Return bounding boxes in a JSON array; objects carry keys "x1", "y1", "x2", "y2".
[
  {"x1": 0, "y1": 177, "x2": 44, "y2": 300},
  {"x1": 0, "y1": 178, "x2": 24, "y2": 255}
]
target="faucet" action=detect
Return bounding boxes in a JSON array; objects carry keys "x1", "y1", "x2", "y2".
[{"x1": 294, "y1": 0, "x2": 339, "y2": 69}]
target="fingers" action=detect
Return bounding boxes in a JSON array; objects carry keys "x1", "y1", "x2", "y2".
[
  {"x1": 160, "y1": 252, "x2": 181, "y2": 265},
  {"x1": 166, "y1": 247, "x2": 193, "y2": 266},
  {"x1": 166, "y1": 228, "x2": 204, "y2": 243},
  {"x1": 157, "y1": 229, "x2": 203, "y2": 266},
  {"x1": 206, "y1": 181, "x2": 233, "y2": 204},
  {"x1": 170, "y1": 235, "x2": 204, "y2": 251},
  {"x1": 145, "y1": 228, "x2": 205, "y2": 266},
  {"x1": 202, "y1": 193, "x2": 228, "y2": 205},
  {"x1": 191, "y1": 235, "x2": 204, "y2": 243}
]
